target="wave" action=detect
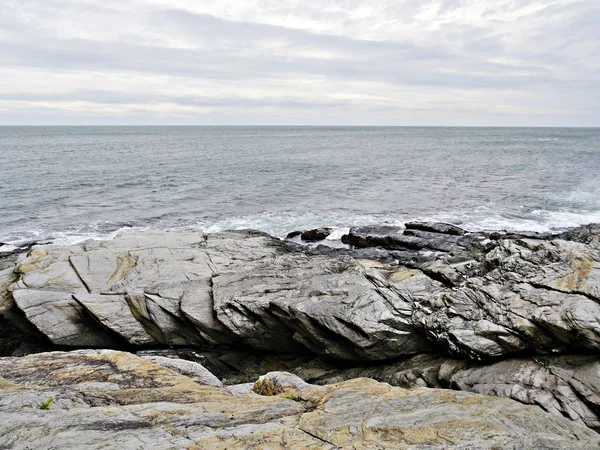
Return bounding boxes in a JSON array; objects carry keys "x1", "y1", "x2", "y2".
[{"x1": 2, "y1": 207, "x2": 599, "y2": 254}]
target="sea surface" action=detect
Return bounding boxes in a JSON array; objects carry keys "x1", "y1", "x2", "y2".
[{"x1": 1, "y1": 126, "x2": 599, "y2": 251}]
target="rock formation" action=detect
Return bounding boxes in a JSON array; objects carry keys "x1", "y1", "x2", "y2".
[
  {"x1": 1, "y1": 222, "x2": 600, "y2": 438},
  {"x1": 1, "y1": 350, "x2": 598, "y2": 449}
]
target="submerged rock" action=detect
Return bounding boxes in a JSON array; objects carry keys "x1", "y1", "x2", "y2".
[{"x1": 0, "y1": 350, "x2": 598, "y2": 449}]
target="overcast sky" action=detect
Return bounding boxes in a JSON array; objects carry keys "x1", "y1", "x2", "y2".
[{"x1": 0, "y1": 0, "x2": 598, "y2": 126}]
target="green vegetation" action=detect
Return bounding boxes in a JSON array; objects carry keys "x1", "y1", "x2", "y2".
[{"x1": 39, "y1": 397, "x2": 54, "y2": 410}]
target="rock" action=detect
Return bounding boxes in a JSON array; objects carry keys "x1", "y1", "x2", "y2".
[
  {"x1": 3, "y1": 224, "x2": 600, "y2": 361},
  {"x1": 305, "y1": 245, "x2": 400, "y2": 265},
  {"x1": 130, "y1": 349, "x2": 600, "y2": 432},
  {"x1": 300, "y1": 228, "x2": 332, "y2": 241},
  {"x1": 558, "y1": 223, "x2": 600, "y2": 246},
  {"x1": 342, "y1": 225, "x2": 465, "y2": 253},
  {"x1": 0, "y1": 267, "x2": 47, "y2": 356},
  {"x1": 12, "y1": 289, "x2": 122, "y2": 348},
  {"x1": 140, "y1": 355, "x2": 224, "y2": 387},
  {"x1": 0, "y1": 251, "x2": 21, "y2": 272},
  {"x1": 341, "y1": 225, "x2": 404, "y2": 248},
  {"x1": 295, "y1": 352, "x2": 600, "y2": 433},
  {"x1": 393, "y1": 228, "x2": 600, "y2": 360},
  {"x1": 1, "y1": 350, "x2": 598, "y2": 449},
  {"x1": 253, "y1": 371, "x2": 311, "y2": 394},
  {"x1": 405, "y1": 221, "x2": 467, "y2": 236},
  {"x1": 3, "y1": 229, "x2": 431, "y2": 360},
  {"x1": 442, "y1": 354, "x2": 600, "y2": 432},
  {"x1": 0, "y1": 242, "x2": 42, "y2": 271},
  {"x1": 3, "y1": 224, "x2": 600, "y2": 432},
  {"x1": 287, "y1": 228, "x2": 332, "y2": 241}
]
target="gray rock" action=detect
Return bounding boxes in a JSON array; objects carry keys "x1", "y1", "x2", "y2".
[
  {"x1": 12, "y1": 289, "x2": 120, "y2": 347},
  {"x1": 2, "y1": 224, "x2": 600, "y2": 433},
  {"x1": 405, "y1": 221, "x2": 467, "y2": 236},
  {"x1": 3, "y1": 225, "x2": 600, "y2": 362},
  {"x1": 442, "y1": 354, "x2": 600, "y2": 432},
  {"x1": 4, "y1": 229, "x2": 432, "y2": 360}
]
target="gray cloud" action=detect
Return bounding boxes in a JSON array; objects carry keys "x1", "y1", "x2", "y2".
[{"x1": 0, "y1": 0, "x2": 598, "y2": 125}]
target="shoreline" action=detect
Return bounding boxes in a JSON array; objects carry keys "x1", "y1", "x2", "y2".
[
  {"x1": 1, "y1": 221, "x2": 600, "y2": 444},
  {"x1": 3, "y1": 214, "x2": 599, "y2": 254}
]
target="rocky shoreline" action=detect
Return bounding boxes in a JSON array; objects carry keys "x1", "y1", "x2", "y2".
[{"x1": 1, "y1": 222, "x2": 599, "y2": 448}]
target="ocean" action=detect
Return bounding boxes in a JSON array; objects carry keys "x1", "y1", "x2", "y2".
[{"x1": 1, "y1": 126, "x2": 599, "y2": 251}]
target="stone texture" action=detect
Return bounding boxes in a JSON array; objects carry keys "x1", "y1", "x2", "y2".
[
  {"x1": 2, "y1": 229, "x2": 431, "y2": 360},
  {"x1": 2, "y1": 223, "x2": 600, "y2": 433},
  {"x1": 1, "y1": 350, "x2": 598, "y2": 450},
  {"x1": 130, "y1": 348, "x2": 600, "y2": 432}
]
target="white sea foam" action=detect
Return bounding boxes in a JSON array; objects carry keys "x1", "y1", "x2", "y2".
[
  {"x1": 3, "y1": 204, "x2": 599, "y2": 253},
  {"x1": 326, "y1": 227, "x2": 351, "y2": 240},
  {"x1": 0, "y1": 226, "x2": 149, "y2": 253}
]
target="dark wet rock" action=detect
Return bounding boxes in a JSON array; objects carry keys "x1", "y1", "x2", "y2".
[
  {"x1": 287, "y1": 228, "x2": 332, "y2": 241},
  {"x1": 304, "y1": 245, "x2": 399, "y2": 265},
  {"x1": 488, "y1": 230, "x2": 555, "y2": 241},
  {"x1": 0, "y1": 242, "x2": 49, "y2": 271},
  {"x1": 341, "y1": 225, "x2": 404, "y2": 248},
  {"x1": 342, "y1": 225, "x2": 465, "y2": 253},
  {"x1": 0, "y1": 250, "x2": 21, "y2": 272},
  {"x1": 558, "y1": 223, "x2": 600, "y2": 246},
  {"x1": 405, "y1": 221, "x2": 467, "y2": 236}
]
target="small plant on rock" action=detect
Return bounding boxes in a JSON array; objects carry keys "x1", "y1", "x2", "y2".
[
  {"x1": 253, "y1": 378, "x2": 283, "y2": 396},
  {"x1": 39, "y1": 397, "x2": 54, "y2": 410}
]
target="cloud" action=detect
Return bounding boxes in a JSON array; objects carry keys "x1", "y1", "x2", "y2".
[{"x1": 0, "y1": 0, "x2": 597, "y2": 125}]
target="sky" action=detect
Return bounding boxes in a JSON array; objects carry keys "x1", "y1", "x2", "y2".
[{"x1": 0, "y1": 0, "x2": 598, "y2": 126}]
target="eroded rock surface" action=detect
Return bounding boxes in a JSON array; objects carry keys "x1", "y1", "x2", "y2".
[
  {"x1": 5, "y1": 224, "x2": 599, "y2": 361},
  {"x1": 1, "y1": 350, "x2": 598, "y2": 449},
  {"x1": 142, "y1": 349, "x2": 600, "y2": 432},
  {"x1": 3, "y1": 229, "x2": 431, "y2": 360},
  {"x1": 2, "y1": 223, "x2": 600, "y2": 433}
]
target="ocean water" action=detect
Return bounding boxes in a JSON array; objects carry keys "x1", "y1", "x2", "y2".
[{"x1": 1, "y1": 126, "x2": 599, "y2": 251}]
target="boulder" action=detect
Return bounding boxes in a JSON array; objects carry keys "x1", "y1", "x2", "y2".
[
  {"x1": 287, "y1": 228, "x2": 332, "y2": 241},
  {"x1": 300, "y1": 228, "x2": 332, "y2": 241}
]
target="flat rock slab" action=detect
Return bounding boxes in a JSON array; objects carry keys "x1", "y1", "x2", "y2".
[{"x1": 0, "y1": 350, "x2": 598, "y2": 449}]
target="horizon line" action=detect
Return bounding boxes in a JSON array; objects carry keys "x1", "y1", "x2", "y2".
[{"x1": 1, "y1": 124, "x2": 599, "y2": 129}]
